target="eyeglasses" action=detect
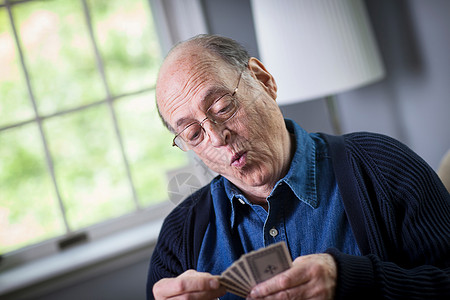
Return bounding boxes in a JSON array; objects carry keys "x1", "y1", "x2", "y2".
[{"x1": 172, "y1": 73, "x2": 242, "y2": 151}]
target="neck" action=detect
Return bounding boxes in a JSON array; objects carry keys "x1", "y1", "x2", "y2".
[{"x1": 232, "y1": 130, "x2": 295, "y2": 210}]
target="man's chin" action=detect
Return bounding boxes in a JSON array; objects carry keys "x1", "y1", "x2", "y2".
[{"x1": 228, "y1": 169, "x2": 272, "y2": 188}]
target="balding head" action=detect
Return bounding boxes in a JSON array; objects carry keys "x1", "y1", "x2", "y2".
[
  {"x1": 168, "y1": 34, "x2": 250, "y2": 74},
  {"x1": 156, "y1": 35, "x2": 250, "y2": 131}
]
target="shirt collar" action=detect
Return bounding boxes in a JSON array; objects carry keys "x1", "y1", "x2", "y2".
[
  {"x1": 281, "y1": 119, "x2": 318, "y2": 208},
  {"x1": 221, "y1": 119, "x2": 319, "y2": 227}
]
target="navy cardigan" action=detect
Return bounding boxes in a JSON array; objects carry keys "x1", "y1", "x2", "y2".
[{"x1": 147, "y1": 132, "x2": 450, "y2": 299}]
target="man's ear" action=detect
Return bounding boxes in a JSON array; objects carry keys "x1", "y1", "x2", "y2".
[{"x1": 247, "y1": 57, "x2": 277, "y2": 100}]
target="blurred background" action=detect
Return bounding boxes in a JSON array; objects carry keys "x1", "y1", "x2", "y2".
[{"x1": 0, "y1": 0, "x2": 449, "y2": 299}]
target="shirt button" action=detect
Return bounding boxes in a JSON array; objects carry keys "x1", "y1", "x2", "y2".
[
  {"x1": 269, "y1": 228, "x2": 278, "y2": 237},
  {"x1": 238, "y1": 198, "x2": 245, "y2": 205}
]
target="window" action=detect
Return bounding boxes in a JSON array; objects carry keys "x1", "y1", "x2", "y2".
[{"x1": 0, "y1": 0, "x2": 188, "y2": 257}]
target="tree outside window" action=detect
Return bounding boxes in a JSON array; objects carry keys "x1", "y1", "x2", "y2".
[{"x1": 0, "y1": 0, "x2": 187, "y2": 255}]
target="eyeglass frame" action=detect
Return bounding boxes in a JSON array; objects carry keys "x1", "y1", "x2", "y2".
[{"x1": 172, "y1": 72, "x2": 243, "y2": 151}]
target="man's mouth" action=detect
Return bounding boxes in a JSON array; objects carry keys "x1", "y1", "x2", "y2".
[{"x1": 231, "y1": 151, "x2": 247, "y2": 168}]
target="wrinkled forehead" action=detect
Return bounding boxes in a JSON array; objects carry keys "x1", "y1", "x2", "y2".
[
  {"x1": 158, "y1": 55, "x2": 217, "y2": 98},
  {"x1": 158, "y1": 45, "x2": 223, "y2": 91},
  {"x1": 156, "y1": 46, "x2": 234, "y2": 128}
]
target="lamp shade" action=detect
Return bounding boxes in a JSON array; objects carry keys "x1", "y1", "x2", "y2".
[{"x1": 251, "y1": 0, "x2": 385, "y2": 104}]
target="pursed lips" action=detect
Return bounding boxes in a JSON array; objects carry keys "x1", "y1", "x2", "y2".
[{"x1": 230, "y1": 151, "x2": 247, "y2": 168}]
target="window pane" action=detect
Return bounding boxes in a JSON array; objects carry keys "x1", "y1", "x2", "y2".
[
  {"x1": 0, "y1": 124, "x2": 63, "y2": 254},
  {"x1": 12, "y1": 0, "x2": 105, "y2": 116},
  {"x1": 0, "y1": 8, "x2": 35, "y2": 127},
  {"x1": 43, "y1": 105, "x2": 134, "y2": 230},
  {"x1": 88, "y1": 0, "x2": 161, "y2": 96},
  {"x1": 1, "y1": 0, "x2": 174, "y2": 257},
  {"x1": 115, "y1": 92, "x2": 188, "y2": 206}
]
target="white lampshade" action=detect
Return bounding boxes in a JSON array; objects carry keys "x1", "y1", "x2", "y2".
[{"x1": 251, "y1": 0, "x2": 385, "y2": 104}]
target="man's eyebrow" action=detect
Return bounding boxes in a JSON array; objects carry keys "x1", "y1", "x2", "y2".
[
  {"x1": 175, "y1": 117, "x2": 192, "y2": 130},
  {"x1": 200, "y1": 86, "x2": 228, "y2": 105},
  {"x1": 174, "y1": 85, "x2": 228, "y2": 130}
]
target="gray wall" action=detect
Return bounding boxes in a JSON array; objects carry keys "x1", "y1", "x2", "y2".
[
  {"x1": 32, "y1": 259, "x2": 149, "y2": 300},
  {"x1": 338, "y1": 0, "x2": 450, "y2": 170},
  {"x1": 3, "y1": 245, "x2": 154, "y2": 300}
]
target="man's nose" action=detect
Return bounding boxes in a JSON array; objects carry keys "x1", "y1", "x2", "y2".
[{"x1": 203, "y1": 121, "x2": 230, "y2": 147}]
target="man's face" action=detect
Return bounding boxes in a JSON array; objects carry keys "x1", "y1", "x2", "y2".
[{"x1": 157, "y1": 46, "x2": 290, "y2": 191}]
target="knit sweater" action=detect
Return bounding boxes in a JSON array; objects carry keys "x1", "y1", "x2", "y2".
[{"x1": 147, "y1": 132, "x2": 450, "y2": 299}]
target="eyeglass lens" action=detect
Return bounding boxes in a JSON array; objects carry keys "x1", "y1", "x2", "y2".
[{"x1": 174, "y1": 94, "x2": 238, "y2": 150}]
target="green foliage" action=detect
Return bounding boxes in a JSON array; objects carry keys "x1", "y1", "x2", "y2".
[
  {"x1": 0, "y1": 0, "x2": 187, "y2": 254},
  {"x1": 0, "y1": 125, "x2": 64, "y2": 254}
]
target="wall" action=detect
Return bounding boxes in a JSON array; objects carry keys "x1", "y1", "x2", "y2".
[
  {"x1": 338, "y1": 0, "x2": 450, "y2": 170},
  {"x1": 2, "y1": 242, "x2": 155, "y2": 300},
  {"x1": 32, "y1": 258, "x2": 150, "y2": 300}
]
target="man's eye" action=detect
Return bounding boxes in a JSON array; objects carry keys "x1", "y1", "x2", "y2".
[
  {"x1": 216, "y1": 103, "x2": 232, "y2": 115},
  {"x1": 186, "y1": 128, "x2": 202, "y2": 142},
  {"x1": 211, "y1": 97, "x2": 233, "y2": 116}
]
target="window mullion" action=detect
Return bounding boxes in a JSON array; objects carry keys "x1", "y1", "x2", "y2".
[
  {"x1": 80, "y1": 0, "x2": 141, "y2": 210},
  {"x1": 5, "y1": 0, "x2": 72, "y2": 234}
]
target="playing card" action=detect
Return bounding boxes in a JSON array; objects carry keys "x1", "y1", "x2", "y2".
[
  {"x1": 242, "y1": 242, "x2": 292, "y2": 284},
  {"x1": 219, "y1": 242, "x2": 292, "y2": 297},
  {"x1": 222, "y1": 267, "x2": 251, "y2": 291},
  {"x1": 236, "y1": 259, "x2": 255, "y2": 286},
  {"x1": 218, "y1": 276, "x2": 249, "y2": 298},
  {"x1": 228, "y1": 262, "x2": 252, "y2": 289}
]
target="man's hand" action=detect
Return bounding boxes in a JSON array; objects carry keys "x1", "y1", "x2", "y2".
[
  {"x1": 247, "y1": 253, "x2": 337, "y2": 300},
  {"x1": 153, "y1": 269, "x2": 227, "y2": 300}
]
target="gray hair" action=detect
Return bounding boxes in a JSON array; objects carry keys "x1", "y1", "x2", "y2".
[
  {"x1": 183, "y1": 34, "x2": 250, "y2": 71},
  {"x1": 157, "y1": 34, "x2": 250, "y2": 132}
]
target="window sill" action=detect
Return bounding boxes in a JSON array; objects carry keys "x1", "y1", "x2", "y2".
[{"x1": 0, "y1": 203, "x2": 172, "y2": 298}]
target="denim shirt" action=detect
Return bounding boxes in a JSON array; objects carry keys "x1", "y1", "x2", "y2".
[{"x1": 197, "y1": 120, "x2": 360, "y2": 298}]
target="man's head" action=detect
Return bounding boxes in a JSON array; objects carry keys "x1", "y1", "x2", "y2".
[
  {"x1": 156, "y1": 34, "x2": 293, "y2": 194},
  {"x1": 157, "y1": 34, "x2": 250, "y2": 132}
]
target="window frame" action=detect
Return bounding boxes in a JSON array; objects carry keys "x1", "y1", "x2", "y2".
[{"x1": 0, "y1": 0, "x2": 210, "y2": 296}]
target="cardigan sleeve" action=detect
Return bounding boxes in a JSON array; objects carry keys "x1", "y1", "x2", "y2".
[
  {"x1": 327, "y1": 248, "x2": 450, "y2": 300},
  {"x1": 146, "y1": 204, "x2": 190, "y2": 300},
  {"x1": 328, "y1": 132, "x2": 450, "y2": 299},
  {"x1": 146, "y1": 184, "x2": 213, "y2": 300}
]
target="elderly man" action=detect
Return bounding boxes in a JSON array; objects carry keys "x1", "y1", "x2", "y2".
[{"x1": 147, "y1": 34, "x2": 450, "y2": 300}]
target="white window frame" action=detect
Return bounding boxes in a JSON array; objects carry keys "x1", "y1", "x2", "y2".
[{"x1": 0, "y1": 0, "x2": 210, "y2": 297}]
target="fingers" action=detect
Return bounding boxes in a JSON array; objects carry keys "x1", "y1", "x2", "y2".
[
  {"x1": 247, "y1": 263, "x2": 308, "y2": 299},
  {"x1": 153, "y1": 270, "x2": 226, "y2": 300},
  {"x1": 248, "y1": 254, "x2": 337, "y2": 300}
]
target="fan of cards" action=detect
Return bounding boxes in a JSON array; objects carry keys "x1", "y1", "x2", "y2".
[{"x1": 218, "y1": 242, "x2": 292, "y2": 297}]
